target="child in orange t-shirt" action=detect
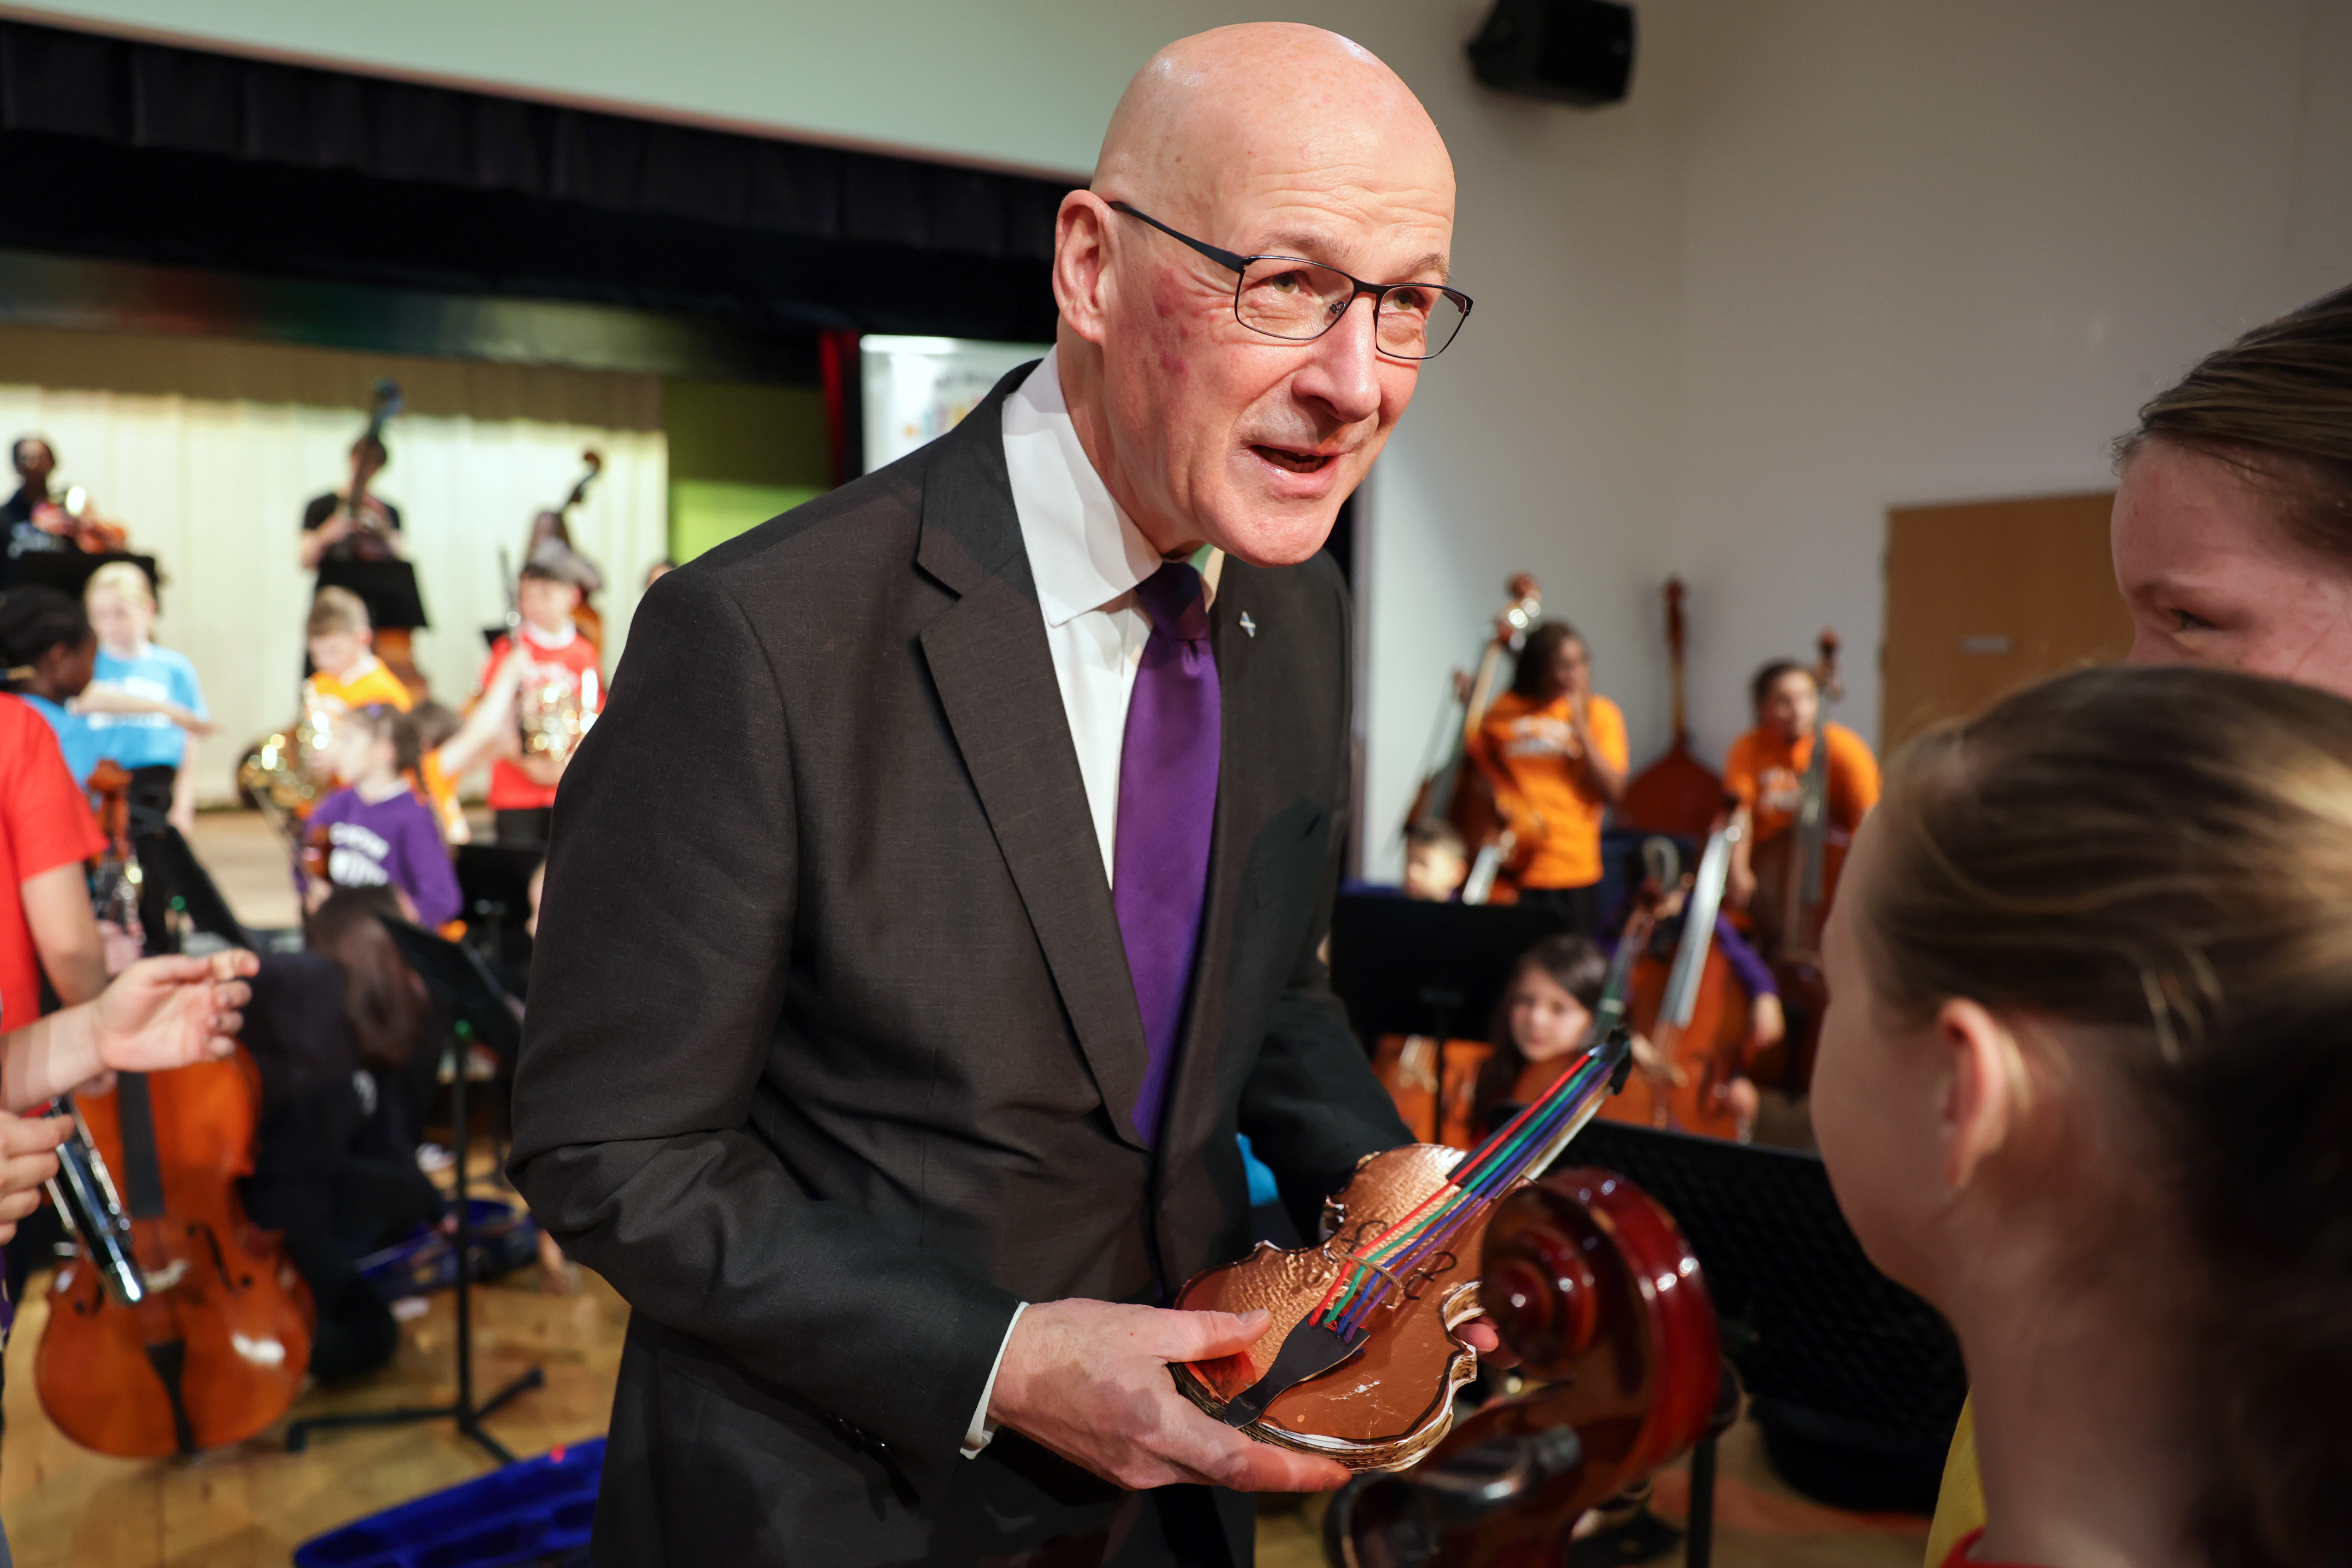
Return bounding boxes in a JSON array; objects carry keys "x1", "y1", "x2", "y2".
[
  {"x1": 1468, "y1": 621, "x2": 1628, "y2": 934},
  {"x1": 477, "y1": 561, "x2": 603, "y2": 847},
  {"x1": 304, "y1": 587, "x2": 414, "y2": 717},
  {"x1": 1723, "y1": 658, "x2": 1880, "y2": 913}
]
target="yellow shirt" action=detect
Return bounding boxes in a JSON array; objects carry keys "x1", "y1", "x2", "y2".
[
  {"x1": 1723, "y1": 721, "x2": 1879, "y2": 845},
  {"x1": 1471, "y1": 691, "x2": 1629, "y2": 890},
  {"x1": 1925, "y1": 1398, "x2": 1983, "y2": 1566},
  {"x1": 305, "y1": 655, "x2": 413, "y2": 715}
]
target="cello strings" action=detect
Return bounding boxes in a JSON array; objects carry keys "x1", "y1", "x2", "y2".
[{"x1": 1314, "y1": 1044, "x2": 1620, "y2": 1335}]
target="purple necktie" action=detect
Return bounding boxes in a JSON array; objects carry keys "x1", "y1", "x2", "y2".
[{"x1": 1115, "y1": 561, "x2": 1221, "y2": 1146}]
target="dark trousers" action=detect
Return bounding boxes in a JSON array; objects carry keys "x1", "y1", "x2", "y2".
[
  {"x1": 495, "y1": 807, "x2": 553, "y2": 848},
  {"x1": 1515, "y1": 882, "x2": 1602, "y2": 937}
]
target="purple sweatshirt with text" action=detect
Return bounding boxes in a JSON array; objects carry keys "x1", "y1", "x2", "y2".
[{"x1": 303, "y1": 786, "x2": 462, "y2": 929}]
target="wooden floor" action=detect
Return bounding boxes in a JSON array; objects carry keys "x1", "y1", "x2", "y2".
[
  {"x1": 3, "y1": 1265, "x2": 626, "y2": 1566},
  {"x1": 0, "y1": 812, "x2": 1929, "y2": 1566}
]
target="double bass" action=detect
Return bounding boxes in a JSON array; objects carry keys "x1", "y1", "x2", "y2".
[
  {"x1": 1404, "y1": 574, "x2": 1543, "y2": 904},
  {"x1": 1602, "y1": 822, "x2": 1754, "y2": 1142},
  {"x1": 1747, "y1": 629, "x2": 1844, "y2": 1092},
  {"x1": 335, "y1": 379, "x2": 406, "y2": 565},
  {"x1": 35, "y1": 768, "x2": 314, "y2": 1457},
  {"x1": 1618, "y1": 579, "x2": 1724, "y2": 838},
  {"x1": 1170, "y1": 891, "x2": 1655, "y2": 1470}
]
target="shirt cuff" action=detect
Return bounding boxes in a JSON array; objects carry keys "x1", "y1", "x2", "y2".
[{"x1": 960, "y1": 1302, "x2": 1027, "y2": 1459}]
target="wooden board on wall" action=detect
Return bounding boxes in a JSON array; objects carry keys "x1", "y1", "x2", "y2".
[{"x1": 1881, "y1": 491, "x2": 2134, "y2": 751}]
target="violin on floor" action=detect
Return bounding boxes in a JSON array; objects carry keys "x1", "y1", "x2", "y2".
[{"x1": 1171, "y1": 893, "x2": 1656, "y2": 1470}]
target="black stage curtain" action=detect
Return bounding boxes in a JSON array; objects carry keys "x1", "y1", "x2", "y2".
[{"x1": 0, "y1": 18, "x2": 1067, "y2": 352}]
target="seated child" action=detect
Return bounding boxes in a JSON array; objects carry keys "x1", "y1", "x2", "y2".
[
  {"x1": 1815, "y1": 664, "x2": 2352, "y2": 1568},
  {"x1": 477, "y1": 561, "x2": 603, "y2": 847},
  {"x1": 1401, "y1": 819, "x2": 1470, "y2": 902},
  {"x1": 301, "y1": 706, "x2": 460, "y2": 930},
  {"x1": 1473, "y1": 934, "x2": 1611, "y2": 1135},
  {"x1": 1371, "y1": 820, "x2": 1492, "y2": 1148},
  {"x1": 80, "y1": 561, "x2": 209, "y2": 833},
  {"x1": 305, "y1": 586, "x2": 413, "y2": 719}
]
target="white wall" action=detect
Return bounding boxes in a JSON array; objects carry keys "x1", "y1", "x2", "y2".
[{"x1": 1665, "y1": 0, "x2": 2352, "y2": 766}]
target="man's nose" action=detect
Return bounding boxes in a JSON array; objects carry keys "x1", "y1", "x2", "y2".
[{"x1": 1292, "y1": 295, "x2": 1387, "y2": 426}]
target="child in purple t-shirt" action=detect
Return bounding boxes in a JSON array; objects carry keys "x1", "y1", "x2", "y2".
[{"x1": 302, "y1": 705, "x2": 461, "y2": 928}]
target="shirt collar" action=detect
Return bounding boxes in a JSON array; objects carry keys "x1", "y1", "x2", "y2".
[
  {"x1": 521, "y1": 619, "x2": 577, "y2": 652},
  {"x1": 1002, "y1": 348, "x2": 1196, "y2": 628}
]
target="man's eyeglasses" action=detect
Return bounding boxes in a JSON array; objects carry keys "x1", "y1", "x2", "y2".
[{"x1": 1110, "y1": 201, "x2": 1472, "y2": 361}]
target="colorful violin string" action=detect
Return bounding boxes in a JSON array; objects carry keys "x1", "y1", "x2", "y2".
[{"x1": 1310, "y1": 1039, "x2": 1623, "y2": 1338}]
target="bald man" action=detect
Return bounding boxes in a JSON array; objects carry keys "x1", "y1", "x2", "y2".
[{"x1": 512, "y1": 24, "x2": 1475, "y2": 1564}]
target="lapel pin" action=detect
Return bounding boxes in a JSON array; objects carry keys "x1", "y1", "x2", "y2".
[{"x1": 1239, "y1": 611, "x2": 1258, "y2": 638}]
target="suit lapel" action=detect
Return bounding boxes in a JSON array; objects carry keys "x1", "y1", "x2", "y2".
[{"x1": 915, "y1": 382, "x2": 1152, "y2": 1150}]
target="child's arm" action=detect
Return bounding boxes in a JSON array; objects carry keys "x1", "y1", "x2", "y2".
[
  {"x1": 3, "y1": 951, "x2": 257, "y2": 1114},
  {"x1": 169, "y1": 731, "x2": 200, "y2": 834},
  {"x1": 436, "y1": 646, "x2": 533, "y2": 780},
  {"x1": 402, "y1": 808, "x2": 465, "y2": 929},
  {"x1": 73, "y1": 684, "x2": 215, "y2": 736}
]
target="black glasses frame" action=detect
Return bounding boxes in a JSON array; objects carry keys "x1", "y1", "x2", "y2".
[{"x1": 1108, "y1": 201, "x2": 1472, "y2": 360}]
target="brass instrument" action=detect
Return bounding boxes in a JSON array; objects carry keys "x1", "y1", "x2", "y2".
[
  {"x1": 518, "y1": 666, "x2": 597, "y2": 768},
  {"x1": 235, "y1": 690, "x2": 338, "y2": 856}
]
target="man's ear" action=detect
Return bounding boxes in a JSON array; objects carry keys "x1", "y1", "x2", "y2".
[
  {"x1": 1052, "y1": 191, "x2": 1114, "y2": 346},
  {"x1": 1937, "y1": 998, "x2": 2021, "y2": 1191}
]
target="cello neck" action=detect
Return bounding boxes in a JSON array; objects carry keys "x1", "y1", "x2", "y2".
[{"x1": 1664, "y1": 579, "x2": 1689, "y2": 745}]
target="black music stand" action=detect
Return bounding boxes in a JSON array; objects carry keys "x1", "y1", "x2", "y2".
[
  {"x1": 285, "y1": 917, "x2": 542, "y2": 1462},
  {"x1": 128, "y1": 824, "x2": 262, "y2": 954},
  {"x1": 454, "y1": 844, "x2": 541, "y2": 983},
  {"x1": 1567, "y1": 1120, "x2": 1968, "y2": 1545},
  {"x1": 12, "y1": 550, "x2": 160, "y2": 608},
  {"x1": 1329, "y1": 895, "x2": 1570, "y2": 1044},
  {"x1": 317, "y1": 557, "x2": 429, "y2": 630}
]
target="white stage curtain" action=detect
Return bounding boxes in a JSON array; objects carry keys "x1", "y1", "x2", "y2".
[{"x1": 0, "y1": 325, "x2": 667, "y2": 806}]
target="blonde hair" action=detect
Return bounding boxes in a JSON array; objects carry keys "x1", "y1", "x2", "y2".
[
  {"x1": 1865, "y1": 665, "x2": 2352, "y2": 1568},
  {"x1": 307, "y1": 585, "x2": 372, "y2": 639},
  {"x1": 83, "y1": 561, "x2": 154, "y2": 611}
]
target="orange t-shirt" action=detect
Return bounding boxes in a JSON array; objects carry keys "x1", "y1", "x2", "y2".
[
  {"x1": 1472, "y1": 692, "x2": 1629, "y2": 890},
  {"x1": 1723, "y1": 721, "x2": 1880, "y2": 845},
  {"x1": 305, "y1": 655, "x2": 414, "y2": 716}
]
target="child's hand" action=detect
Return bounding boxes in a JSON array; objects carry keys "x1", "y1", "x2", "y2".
[{"x1": 90, "y1": 951, "x2": 259, "y2": 1078}]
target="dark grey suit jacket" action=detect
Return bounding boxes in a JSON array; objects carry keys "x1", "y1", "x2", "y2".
[{"x1": 509, "y1": 367, "x2": 1409, "y2": 1565}]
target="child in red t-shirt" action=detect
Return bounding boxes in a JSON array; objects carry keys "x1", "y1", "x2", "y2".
[{"x1": 475, "y1": 562, "x2": 603, "y2": 847}]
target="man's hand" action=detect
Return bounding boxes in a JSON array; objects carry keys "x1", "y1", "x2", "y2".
[
  {"x1": 92, "y1": 951, "x2": 258, "y2": 1076},
  {"x1": 990, "y1": 1299, "x2": 1351, "y2": 1492},
  {"x1": 0, "y1": 1111, "x2": 71, "y2": 1245}
]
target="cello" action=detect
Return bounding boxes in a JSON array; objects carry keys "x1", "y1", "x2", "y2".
[
  {"x1": 1171, "y1": 890, "x2": 1656, "y2": 1470},
  {"x1": 1404, "y1": 574, "x2": 1543, "y2": 904},
  {"x1": 35, "y1": 768, "x2": 314, "y2": 1457},
  {"x1": 1602, "y1": 820, "x2": 1754, "y2": 1142},
  {"x1": 1746, "y1": 630, "x2": 1844, "y2": 1092},
  {"x1": 1325, "y1": 1167, "x2": 1721, "y2": 1568},
  {"x1": 1619, "y1": 579, "x2": 1725, "y2": 838}
]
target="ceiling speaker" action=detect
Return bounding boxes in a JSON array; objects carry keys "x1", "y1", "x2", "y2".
[{"x1": 1467, "y1": 0, "x2": 1636, "y2": 108}]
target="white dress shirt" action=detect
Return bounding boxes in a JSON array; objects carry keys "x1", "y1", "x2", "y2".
[{"x1": 958, "y1": 348, "x2": 1219, "y2": 1457}]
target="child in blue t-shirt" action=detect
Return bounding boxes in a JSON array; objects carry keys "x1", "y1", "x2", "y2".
[{"x1": 80, "y1": 562, "x2": 210, "y2": 832}]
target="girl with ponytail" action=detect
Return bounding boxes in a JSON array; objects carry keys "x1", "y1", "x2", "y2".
[{"x1": 1816, "y1": 664, "x2": 2352, "y2": 1568}]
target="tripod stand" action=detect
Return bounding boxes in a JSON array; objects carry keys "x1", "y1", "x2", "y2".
[{"x1": 286, "y1": 920, "x2": 544, "y2": 1463}]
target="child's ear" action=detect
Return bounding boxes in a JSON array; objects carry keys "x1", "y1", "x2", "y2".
[{"x1": 1935, "y1": 998, "x2": 2023, "y2": 1192}]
